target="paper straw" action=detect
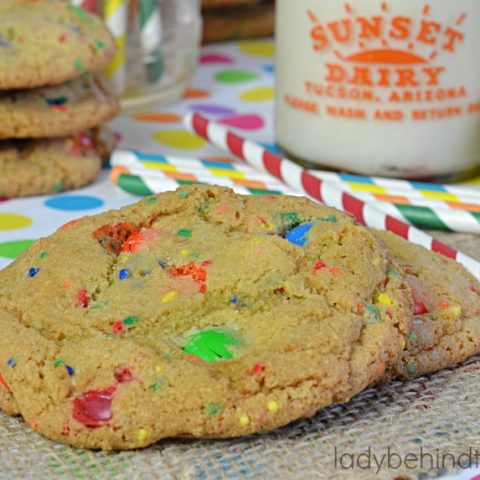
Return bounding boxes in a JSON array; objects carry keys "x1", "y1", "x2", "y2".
[
  {"x1": 111, "y1": 166, "x2": 294, "y2": 197},
  {"x1": 183, "y1": 112, "x2": 480, "y2": 280},
  {"x1": 138, "y1": 0, "x2": 163, "y2": 83},
  {"x1": 69, "y1": 0, "x2": 101, "y2": 14},
  {"x1": 103, "y1": 0, "x2": 128, "y2": 95},
  {"x1": 111, "y1": 149, "x2": 480, "y2": 234}
]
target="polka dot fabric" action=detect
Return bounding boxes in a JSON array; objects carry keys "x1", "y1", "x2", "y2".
[{"x1": 0, "y1": 41, "x2": 277, "y2": 270}]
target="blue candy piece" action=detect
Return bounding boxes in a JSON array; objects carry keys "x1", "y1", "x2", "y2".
[
  {"x1": 28, "y1": 267, "x2": 39, "y2": 278},
  {"x1": 285, "y1": 223, "x2": 313, "y2": 246},
  {"x1": 119, "y1": 269, "x2": 132, "y2": 280}
]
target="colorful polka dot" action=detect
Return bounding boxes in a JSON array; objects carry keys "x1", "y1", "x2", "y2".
[
  {"x1": 191, "y1": 104, "x2": 236, "y2": 115},
  {"x1": 200, "y1": 53, "x2": 234, "y2": 64},
  {"x1": 240, "y1": 87, "x2": 274, "y2": 102},
  {"x1": 263, "y1": 64, "x2": 275, "y2": 73},
  {"x1": 183, "y1": 87, "x2": 210, "y2": 99},
  {"x1": 152, "y1": 130, "x2": 207, "y2": 150},
  {"x1": 238, "y1": 41, "x2": 275, "y2": 57},
  {"x1": 132, "y1": 112, "x2": 181, "y2": 123},
  {"x1": 220, "y1": 114, "x2": 265, "y2": 131},
  {"x1": 215, "y1": 70, "x2": 259, "y2": 84},
  {"x1": 0, "y1": 213, "x2": 32, "y2": 231},
  {"x1": 44, "y1": 195, "x2": 104, "y2": 211},
  {"x1": 0, "y1": 240, "x2": 35, "y2": 259}
]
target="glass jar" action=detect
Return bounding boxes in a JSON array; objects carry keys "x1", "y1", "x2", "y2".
[
  {"x1": 275, "y1": 0, "x2": 480, "y2": 179},
  {"x1": 75, "y1": 0, "x2": 202, "y2": 112}
]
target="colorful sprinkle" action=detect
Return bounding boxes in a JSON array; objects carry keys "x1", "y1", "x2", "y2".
[
  {"x1": 177, "y1": 229, "x2": 193, "y2": 238},
  {"x1": 414, "y1": 302, "x2": 428, "y2": 315},
  {"x1": 74, "y1": 58, "x2": 84, "y2": 71},
  {"x1": 179, "y1": 191, "x2": 189, "y2": 199},
  {"x1": 161, "y1": 291, "x2": 178, "y2": 304},
  {"x1": 39, "y1": 251, "x2": 47, "y2": 259},
  {"x1": 324, "y1": 214, "x2": 338, "y2": 222},
  {"x1": 285, "y1": 223, "x2": 313, "y2": 247},
  {"x1": 137, "y1": 428, "x2": 148, "y2": 441},
  {"x1": 252, "y1": 363, "x2": 265, "y2": 373},
  {"x1": 114, "y1": 366, "x2": 133, "y2": 384},
  {"x1": 267, "y1": 401, "x2": 279, "y2": 413},
  {"x1": 93, "y1": 223, "x2": 140, "y2": 255},
  {"x1": 0, "y1": 372, "x2": 10, "y2": 392},
  {"x1": 387, "y1": 268, "x2": 400, "y2": 278},
  {"x1": 66, "y1": 365, "x2": 75, "y2": 376},
  {"x1": 168, "y1": 262, "x2": 207, "y2": 293},
  {"x1": 76, "y1": 289, "x2": 89, "y2": 308},
  {"x1": 6, "y1": 358, "x2": 16, "y2": 368},
  {"x1": 376, "y1": 292, "x2": 397, "y2": 306},
  {"x1": 312, "y1": 261, "x2": 326, "y2": 273},
  {"x1": 439, "y1": 301, "x2": 450, "y2": 310},
  {"x1": 204, "y1": 403, "x2": 222, "y2": 415},
  {"x1": 150, "y1": 378, "x2": 165, "y2": 391},
  {"x1": 239, "y1": 414, "x2": 250, "y2": 427},
  {"x1": 54, "y1": 359, "x2": 65, "y2": 367},
  {"x1": 27, "y1": 267, "x2": 39, "y2": 278},
  {"x1": 231, "y1": 295, "x2": 239, "y2": 305},
  {"x1": 183, "y1": 328, "x2": 241, "y2": 362},
  {"x1": 45, "y1": 96, "x2": 68, "y2": 107},
  {"x1": 406, "y1": 361, "x2": 418, "y2": 377},
  {"x1": 365, "y1": 303, "x2": 382, "y2": 323},
  {"x1": 123, "y1": 315, "x2": 139, "y2": 327},
  {"x1": 112, "y1": 320, "x2": 124, "y2": 334},
  {"x1": 119, "y1": 269, "x2": 132, "y2": 280},
  {"x1": 144, "y1": 197, "x2": 157, "y2": 205},
  {"x1": 72, "y1": 386, "x2": 116, "y2": 428}
]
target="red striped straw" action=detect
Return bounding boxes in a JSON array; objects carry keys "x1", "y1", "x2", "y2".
[{"x1": 184, "y1": 112, "x2": 480, "y2": 281}]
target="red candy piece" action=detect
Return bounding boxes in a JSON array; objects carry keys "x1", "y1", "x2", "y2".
[
  {"x1": 112, "y1": 320, "x2": 124, "y2": 335},
  {"x1": 168, "y1": 262, "x2": 207, "y2": 293},
  {"x1": 470, "y1": 285, "x2": 480, "y2": 298},
  {"x1": 252, "y1": 363, "x2": 265, "y2": 373},
  {"x1": 414, "y1": 302, "x2": 428, "y2": 315},
  {"x1": 76, "y1": 289, "x2": 89, "y2": 308},
  {"x1": 72, "y1": 386, "x2": 116, "y2": 428},
  {"x1": 114, "y1": 366, "x2": 133, "y2": 384},
  {"x1": 92, "y1": 223, "x2": 140, "y2": 255},
  {"x1": 0, "y1": 372, "x2": 11, "y2": 393}
]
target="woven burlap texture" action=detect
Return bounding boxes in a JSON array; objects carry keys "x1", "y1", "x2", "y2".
[{"x1": 0, "y1": 231, "x2": 478, "y2": 480}]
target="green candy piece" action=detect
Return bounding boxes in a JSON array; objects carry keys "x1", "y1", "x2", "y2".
[
  {"x1": 177, "y1": 229, "x2": 192, "y2": 238},
  {"x1": 204, "y1": 403, "x2": 222, "y2": 415},
  {"x1": 123, "y1": 315, "x2": 139, "y2": 326},
  {"x1": 365, "y1": 303, "x2": 382, "y2": 323},
  {"x1": 279, "y1": 211, "x2": 300, "y2": 230},
  {"x1": 184, "y1": 329, "x2": 240, "y2": 362}
]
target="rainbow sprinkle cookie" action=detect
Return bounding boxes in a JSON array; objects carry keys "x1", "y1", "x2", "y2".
[
  {"x1": 0, "y1": 74, "x2": 119, "y2": 139},
  {"x1": 0, "y1": 186, "x2": 412, "y2": 450},
  {"x1": 0, "y1": 0, "x2": 114, "y2": 89},
  {"x1": 0, "y1": 128, "x2": 112, "y2": 197},
  {"x1": 374, "y1": 230, "x2": 480, "y2": 380}
]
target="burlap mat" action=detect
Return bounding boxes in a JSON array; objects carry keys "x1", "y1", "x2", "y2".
[{"x1": 0, "y1": 231, "x2": 478, "y2": 480}]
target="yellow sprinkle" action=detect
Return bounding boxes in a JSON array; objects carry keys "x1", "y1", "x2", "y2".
[
  {"x1": 161, "y1": 291, "x2": 178, "y2": 304},
  {"x1": 181, "y1": 248, "x2": 190, "y2": 256},
  {"x1": 239, "y1": 415, "x2": 250, "y2": 427},
  {"x1": 137, "y1": 428, "x2": 148, "y2": 441},
  {"x1": 377, "y1": 293, "x2": 397, "y2": 306},
  {"x1": 119, "y1": 254, "x2": 129, "y2": 264},
  {"x1": 267, "y1": 401, "x2": 279, "y2": 414},
  {"x1": 445, "y1": 305, "x2": 462, "y2": 318},
  {"x1": 155, "y1": 365, "x2": 163, "y2": 374}
]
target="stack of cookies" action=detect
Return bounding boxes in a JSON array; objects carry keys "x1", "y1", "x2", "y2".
[
  {"x1": 0, "y1": 0, "x2": 119, "y2": 198},
  {"x1": 0, "y1": 185, "x2": 479, "y2": 450},
  {"x1": 202, "y1": 0, "x2": 275, "y2": 44}
]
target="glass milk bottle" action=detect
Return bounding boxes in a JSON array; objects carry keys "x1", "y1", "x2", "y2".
[{"x1": 275, "y1": 0, "x2": 480, "y2": 179}]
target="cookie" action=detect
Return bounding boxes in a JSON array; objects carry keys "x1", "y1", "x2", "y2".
[
  {"x1": 203, "y1": 2, "x2": 274, "y2": 43},
  {"x1": 374, "y1": 230, "x2": 480, "y2": 380},
  {"x1": 0, "y1": 130, "x2": 109, "y2": 198},
  {"x1": 0, "y1": 74, "x2": 119, "y2": 139},
  {"x1": 0, "y1": 186, "x2": 412, "y2": 450},
  {"x1": 0, "y1": 0, "x2": 115, "y2": 89}
]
